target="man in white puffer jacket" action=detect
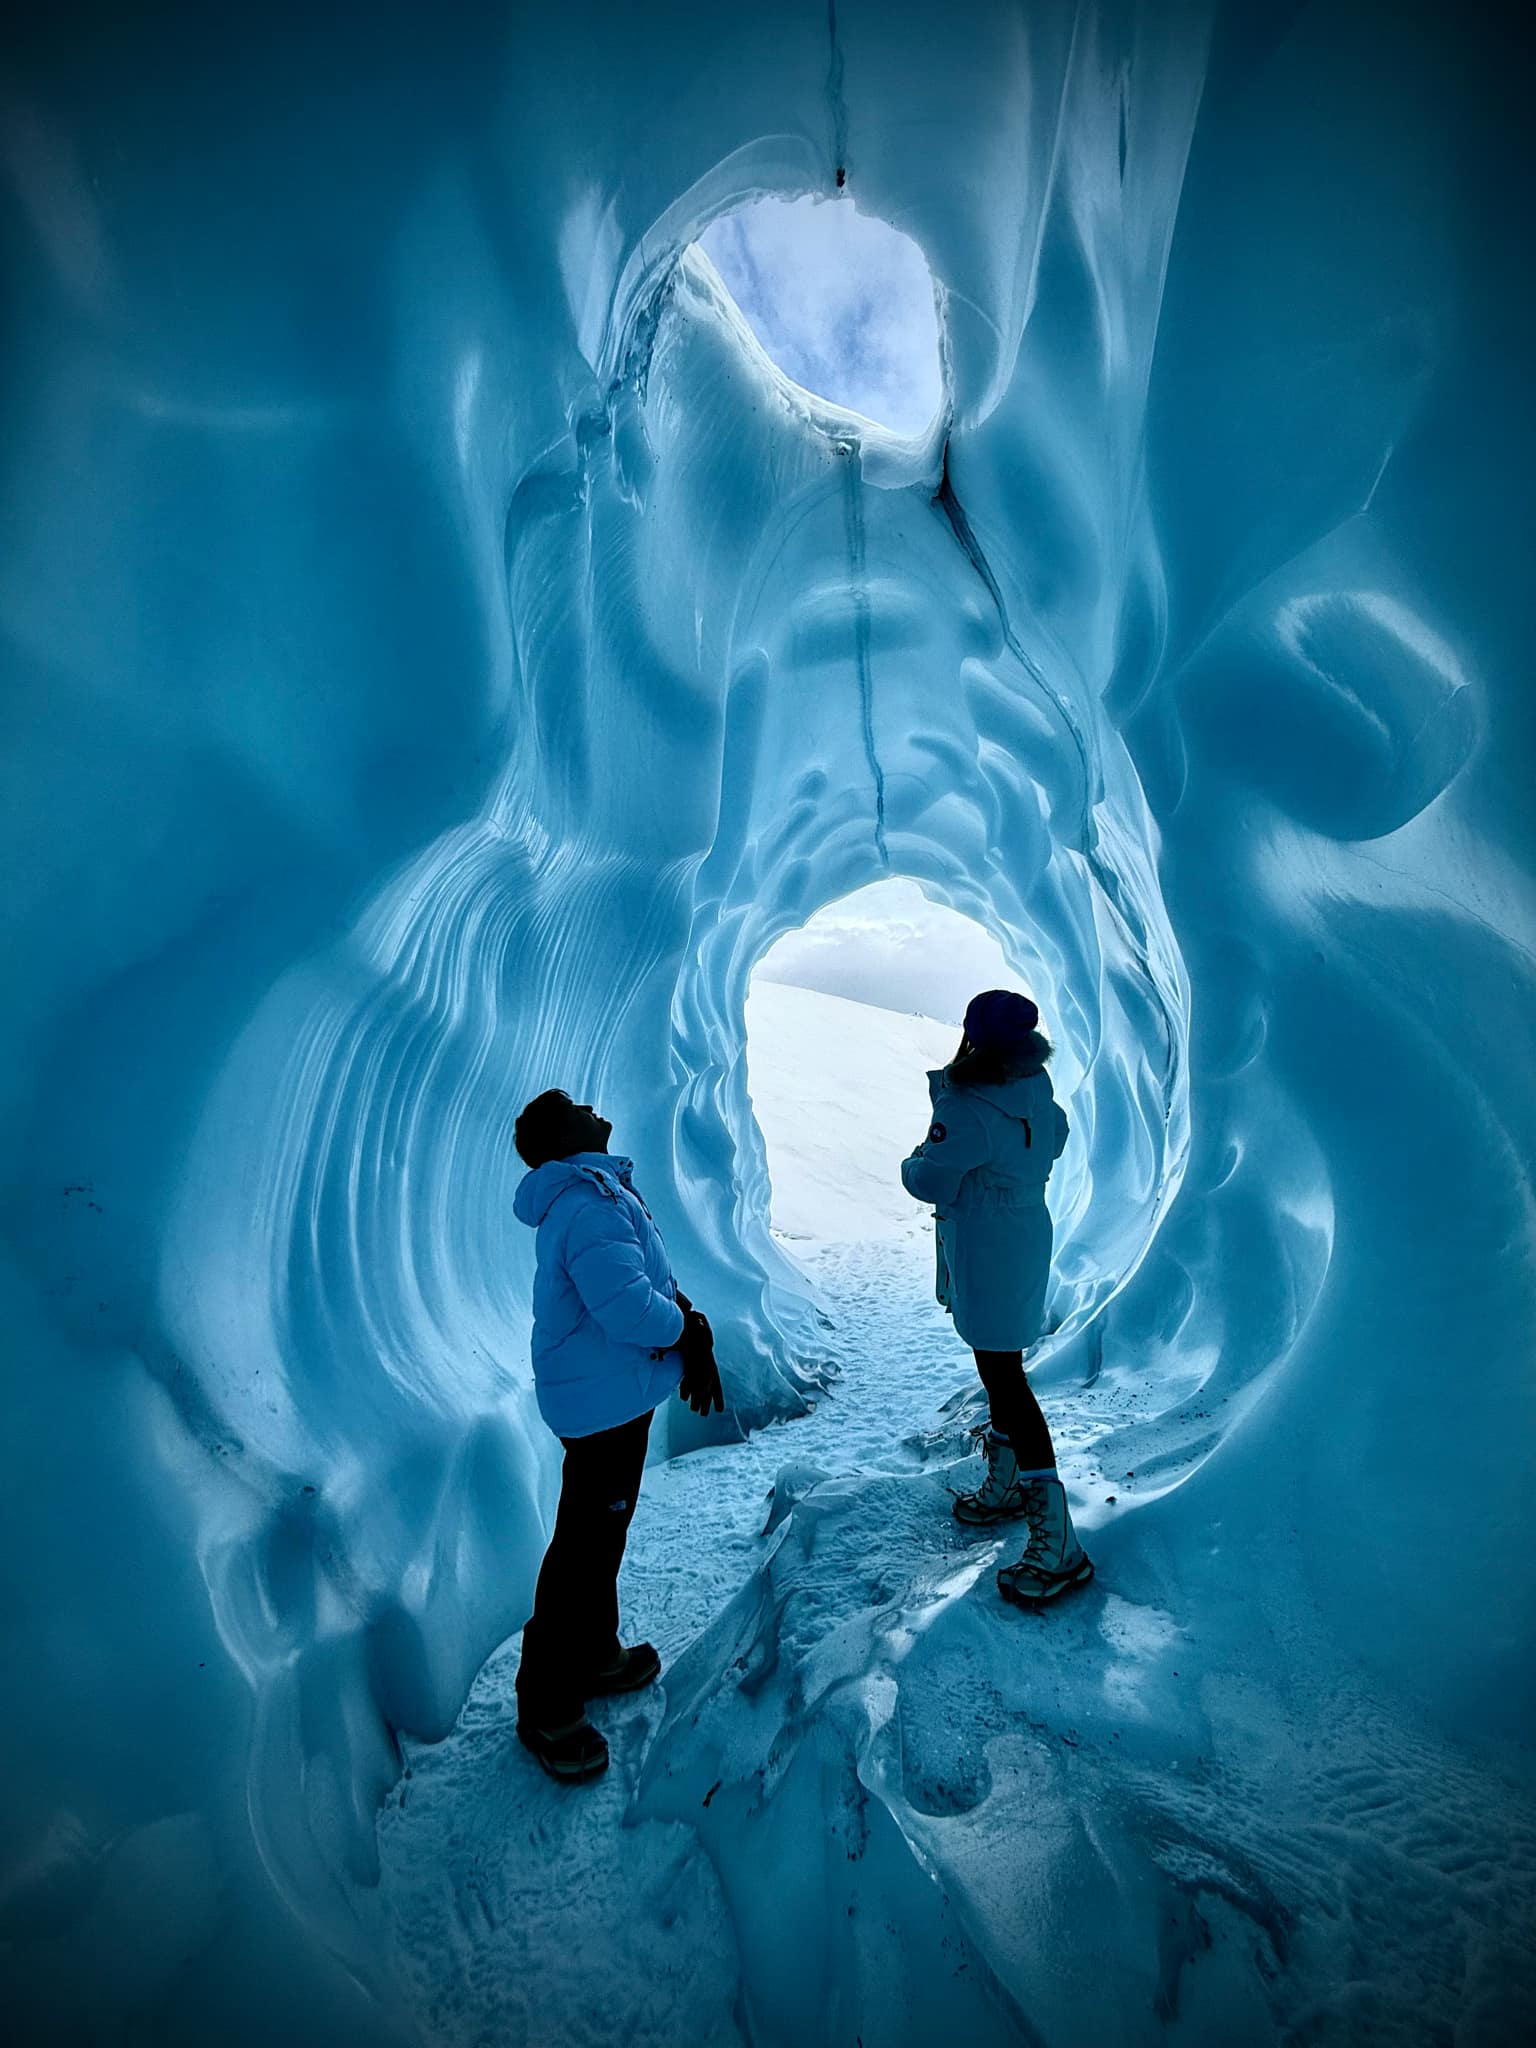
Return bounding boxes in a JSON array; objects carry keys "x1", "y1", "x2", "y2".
[{"x1": 511, "y1": 1089, "x2": 722, "y2": 1783}]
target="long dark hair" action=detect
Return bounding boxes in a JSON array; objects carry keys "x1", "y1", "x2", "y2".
[{"x1": 946, "y1": 1028, "x2": 1054, "y2": 1089}]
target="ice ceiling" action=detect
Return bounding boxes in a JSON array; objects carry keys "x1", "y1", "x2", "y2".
[{"x1": 2, "y1": 1, "x2": 1532, "y2": 2042}]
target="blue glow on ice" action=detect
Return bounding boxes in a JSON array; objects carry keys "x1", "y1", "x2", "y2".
[{"x1": 2, "y1": 1, "x2": 1532, "y2": 2041}]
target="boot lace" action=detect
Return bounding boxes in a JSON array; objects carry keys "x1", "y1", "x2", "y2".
[
  {"x1": 967, "y1": 1433, "x2": 1014, "y2": 1505},
  {"x1": 1018, "y1": 1479, "x2": 1053, "y2": 1563}
]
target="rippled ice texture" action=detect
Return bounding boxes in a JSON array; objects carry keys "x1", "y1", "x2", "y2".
[{"x1": 2, "y1": 1, "x2": 1532, "y2": 2042}]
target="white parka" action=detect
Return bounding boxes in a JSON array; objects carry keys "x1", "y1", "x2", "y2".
[{"x1": 900, "y1": 1061, "x2": 1069, "y2": 1350}]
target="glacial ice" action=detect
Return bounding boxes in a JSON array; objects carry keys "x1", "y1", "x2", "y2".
[{"x1": 2, "y1": 0, "x2": 1533, "y2": 2042}]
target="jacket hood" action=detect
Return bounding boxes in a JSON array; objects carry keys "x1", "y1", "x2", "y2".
[
  {"x1": 963, "y1": 1074, "x2": 1045, "y2": 1117},
  {"x1": 946, "y1": 1029, "x2": 1052, "y2": 1087},
  {"x1": 928, "y1": 1066, "x2": 1045, "y2": 1119},
  {"x1": 513, "y1": 1151, "x2": 635, "y2": 1227}
]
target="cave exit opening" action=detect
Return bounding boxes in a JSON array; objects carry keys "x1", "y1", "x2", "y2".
[
  {"x1": 743, "y1": 878, "x2": 1035, "y2": 1252},
  {"x1": 694, "y1": 193, "x2": 945, "y2": 438}
]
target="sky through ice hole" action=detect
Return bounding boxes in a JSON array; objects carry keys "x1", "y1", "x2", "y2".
[
  {"x1": 697, "y1": 195, "x2": 944, "y2": 437},
  {"x1": 744, "y1": 879, "x2": 1033, "y2": 1248}
]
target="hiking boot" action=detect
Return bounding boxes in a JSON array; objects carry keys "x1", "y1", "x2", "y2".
[
  {"x1": 517, "y1": 1714, "x2": 610, "y2": 1782},
  {"x1": 997, "y1": 1475, "x2": 1095, "y2": 1606},
  {"x1": 953, "y1": 1431, "x2": 1033, "y2": 1524},
  {"x1": 588, "y1": 1642, "x2": 661, "y2": 1697}
]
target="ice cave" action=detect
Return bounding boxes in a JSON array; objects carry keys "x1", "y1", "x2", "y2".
[{"x1": 3, "y1": 1, "x2": 1533, "y2": 2043}]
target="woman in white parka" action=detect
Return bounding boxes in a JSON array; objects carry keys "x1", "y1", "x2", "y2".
[{"x1": 901, "y1": 989, "x2": 1093, "y2": 1606}]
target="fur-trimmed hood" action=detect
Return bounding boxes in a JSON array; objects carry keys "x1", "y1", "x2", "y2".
[{"x1": 944, "y1": 1028, "x2": 1053, "y2": 1089}]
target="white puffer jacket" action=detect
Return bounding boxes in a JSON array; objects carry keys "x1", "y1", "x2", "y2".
[{"x1": 901, "y1": 1062, "x2": 1069, "y2": 1350}]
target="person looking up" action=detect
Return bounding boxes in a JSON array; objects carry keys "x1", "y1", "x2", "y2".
[
  {"x1": 510, "y1": 1089, "x2": 723, "y2": 1782},
  {"x1": 900, "y1": 990, "x2": 1092, "y2": 1606}
]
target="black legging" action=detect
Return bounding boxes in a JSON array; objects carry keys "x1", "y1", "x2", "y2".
[
  {"x1": 973, "y1": 1349, "x2": 1056, "y2": 1470},
  {"x1": 516, "y1": 1407, "x2": 653, "y2": 1727}
]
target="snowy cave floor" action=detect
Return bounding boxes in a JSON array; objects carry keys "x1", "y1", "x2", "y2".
[{"x1": 377, "y1": 1232, "x2": 1536, "y2": 2048}]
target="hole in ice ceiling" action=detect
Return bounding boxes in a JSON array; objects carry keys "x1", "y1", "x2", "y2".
[
  {"x1": 695, "y1": 194, "x2": 944, "y2": 437},
  {"x1": 744, "y1": 878, "x2": 1033, "y2": 1247}
]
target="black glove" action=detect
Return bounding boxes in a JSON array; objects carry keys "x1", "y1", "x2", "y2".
[{"x1": 676, "y1": 1306, "x2": 724, "y2": 1417}]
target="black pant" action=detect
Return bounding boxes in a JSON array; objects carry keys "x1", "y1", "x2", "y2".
[
  {"x1": 516, "y1": 1407, "x2": 653, "y2": 1728},
  {"x1": 973, "y1": 1350, "x2": 1056, "y2": 1469}
]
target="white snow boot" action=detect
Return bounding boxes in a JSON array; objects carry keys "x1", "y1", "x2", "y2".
[
  {"x1": 996, "y1": 1475, "x2": 1094, "y2": 1605},
  {"x1": 953, "y1": 1431, "x2": 1034, "y2": 1525}
]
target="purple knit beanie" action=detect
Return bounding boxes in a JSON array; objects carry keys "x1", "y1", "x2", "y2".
[{"x1": 963, "y1": 989, "x2": 1040, "y2": 1052}]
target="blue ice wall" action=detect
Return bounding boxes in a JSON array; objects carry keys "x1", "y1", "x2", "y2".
[{"x1": 2, "y1": 2, "x2": 1531, "y2": 2039}]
